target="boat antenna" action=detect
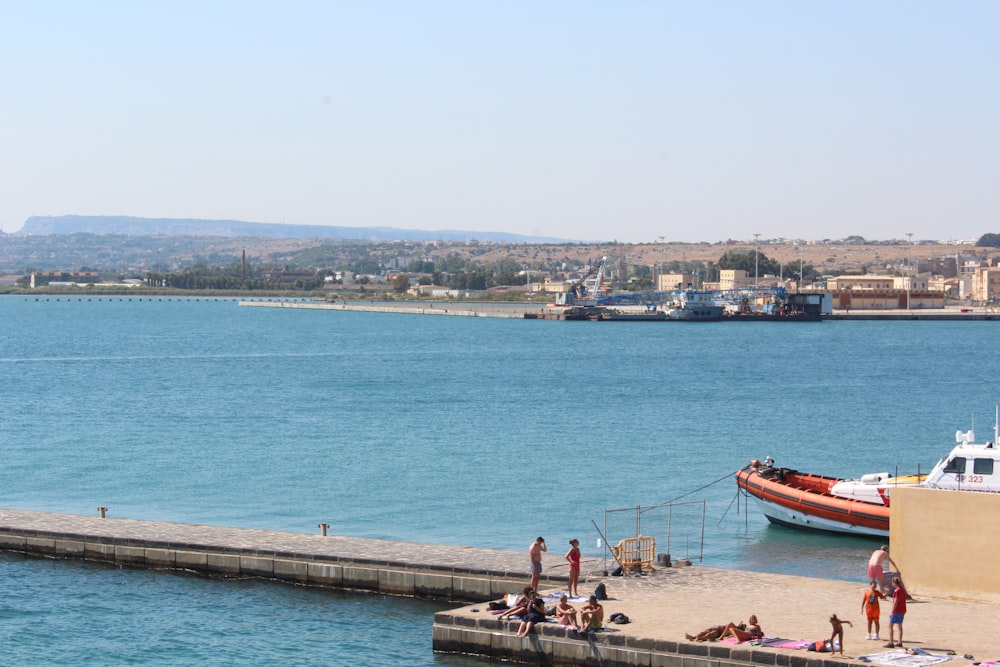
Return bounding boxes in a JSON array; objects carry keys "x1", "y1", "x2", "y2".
[{"x1": 994, "y1": 405, "x2": 999, "y2": 446}]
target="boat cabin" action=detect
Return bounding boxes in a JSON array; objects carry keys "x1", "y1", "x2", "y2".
[{"x1": 924, "y1": 430, "x2": 1000, "y2": 492}]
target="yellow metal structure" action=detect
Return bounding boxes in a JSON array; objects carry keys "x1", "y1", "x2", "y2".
[{"x1": 612, "y1": 536, "x2": 656, "y2": 572}]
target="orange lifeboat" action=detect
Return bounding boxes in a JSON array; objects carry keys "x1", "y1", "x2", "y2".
[{"x1": 735, "y1": 461, "x2": 890, "y2": 537}]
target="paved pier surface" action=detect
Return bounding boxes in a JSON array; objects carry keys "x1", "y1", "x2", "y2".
[
  {"x1": 438, "y1": 563, "x2": 1000, "y2": 665},
  {"x1": 3, "y1": 509, "x2": 996, "y2": 666},
  {"x1": 0, "y1": 507, "x2": 517, "y2": 571},
  {"x1": 0, "y1": 508, "x2": 570, "y2": 601}
]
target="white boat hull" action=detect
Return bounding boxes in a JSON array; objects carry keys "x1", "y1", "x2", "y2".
[{"x1": 750, "y1": 495, "x2": 890, "y2": 538}]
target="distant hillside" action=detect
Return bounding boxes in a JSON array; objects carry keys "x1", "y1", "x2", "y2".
[{"x1": 18, "y1": 215, "x2": 572, "y2": 243}]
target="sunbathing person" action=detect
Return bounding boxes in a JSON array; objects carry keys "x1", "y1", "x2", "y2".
[
  {"x1": 555, "y1": 595, "x2": 580, "y2": 631},
  {"x1": 497, "y1": 587, "x2": 533, "y2": 620},
  {"x1": 685, "y1": 625, "x2": 726, "y2": 641},
  {"x1": 720, "y1": 615, "x2": 763, "y2": 642},
  {"x1": 579, "y1": 595, "x2": 604, "y2": 632}
]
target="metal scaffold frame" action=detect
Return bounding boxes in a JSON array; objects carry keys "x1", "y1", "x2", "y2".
[{"x1": 600, "y1": 500, "x2": 706, "y2": 574}]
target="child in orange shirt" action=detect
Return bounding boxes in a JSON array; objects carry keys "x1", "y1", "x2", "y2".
[{"x1": 862, "y1": 580, "x2": 886, "y2": 640}]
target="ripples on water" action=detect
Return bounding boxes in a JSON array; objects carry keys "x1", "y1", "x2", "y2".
[
  {"x1": 0, "y1": 552, "x2": 474, "y2": 666},
  {"x1": 2, "y1": 296, "x2": 999, "y2": 664}
]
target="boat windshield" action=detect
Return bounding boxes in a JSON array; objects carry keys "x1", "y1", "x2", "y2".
[{"x1": 943, "y1": 457, "x2": 966, "y2": 474}]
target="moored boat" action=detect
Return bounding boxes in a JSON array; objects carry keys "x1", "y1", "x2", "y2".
[
  {"x1": 736, "y1": 459, "x2": 903, "y2": 537},
  {"x1": 737, "y1": 411, "x2": 1000, "y2": 537},
  {"x1": 664, "y1": 290, "x2": 724, "y2": 321}
]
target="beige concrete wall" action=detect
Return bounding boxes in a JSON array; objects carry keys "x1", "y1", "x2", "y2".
[
  {"x1": 891, "y1": 487, "x2": 1000, "y2": 603},
  {"x1": 718, "y1": 270, "x2": 749, "y2": 290}
]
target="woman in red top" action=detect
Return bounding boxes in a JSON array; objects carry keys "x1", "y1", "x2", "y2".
[{"x1": 565, "y1": 539, "x2": 581, "y2": 597}]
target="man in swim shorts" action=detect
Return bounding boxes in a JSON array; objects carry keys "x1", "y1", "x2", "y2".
[
  {"x1": 580, "y1": 595, "x2": 604, "y2": 632},
  {"x1": 867, "y1": 545, "x2": 898, "y2": 595},
  {"x1": 529, "y1": 536, "x2": 546, "y2": 591}
]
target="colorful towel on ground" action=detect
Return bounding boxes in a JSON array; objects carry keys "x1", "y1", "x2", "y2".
[
  {"x1": 719, "y1": 636, "x2": 811, "y2": 649},
  {"x1": 858, "y1": 647, "x2": 954, "y2": 666},
  {"x1": 753, "y1": 638, "x2": 814, "y2": 650},
  {"x1": 489, "y1": 613, "x2": 558, "y2": 623},
  {"x1": 721, "y1": 636, "x2": 781, "y2": 646},
  {"x1": 544, "y1": 592, "x2": 589, "y2": 603}
]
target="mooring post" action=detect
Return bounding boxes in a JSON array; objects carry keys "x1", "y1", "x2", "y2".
[
  {"x1": 318, "y1": 523, "x2": 329, "y2": 536},
  {"x1": 98, "y1": 506, "x2": 107, "y2": 518}
]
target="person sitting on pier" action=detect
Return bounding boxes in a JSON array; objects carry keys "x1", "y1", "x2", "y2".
[
  {"x1": 555, "y1": 595, "x2": 580, "y2": 632},
  {"x1": 579, "y1": 595, "x2": 604, "y2": 632},
  {"x1": 515, "y1": 591, "x2": 548, "y2": 638},
  {"x1": 719, "y1": 615, "x2": 763, "y2": 642},
  {"x1": 497, "y1": 586, "x2": 533, "y2": 620}
]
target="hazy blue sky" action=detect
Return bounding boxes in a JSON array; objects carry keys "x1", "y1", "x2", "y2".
[{"x1": 2, "y1": 1, "x2": 997, "y2": 242}]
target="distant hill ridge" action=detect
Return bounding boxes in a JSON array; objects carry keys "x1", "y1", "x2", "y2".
[{"x1": 18, "y1": 215, "x2": 572, "y2": 243}]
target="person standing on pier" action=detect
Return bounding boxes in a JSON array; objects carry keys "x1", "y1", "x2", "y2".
[
  {"x1": 529, "y1": 536, "x2": 546, "y2": 591},
  {"x1": 887, "y1": 576, "x2": 907, "y2": 648},
  {"x1": 862, "y1": 580, "x2": 886, "y2": 640},
  {"x1": 828, "y1": 614, "x2": 852, "y2": 656},
  {"x1": 868, "y1": 545, "x2": 898, "y2": 595},
  {"x1": 565, "y1": 539, "x2": 581, "y2": 597}
]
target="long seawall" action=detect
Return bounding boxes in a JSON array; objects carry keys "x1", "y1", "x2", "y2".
[{"x1": 0, "y1": 508, "x2": 549, "y2": 602}]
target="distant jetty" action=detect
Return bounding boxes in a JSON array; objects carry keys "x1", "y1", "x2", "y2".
[{"x1": 239, "y1": 300, "x2": 1000, "y2": 321}]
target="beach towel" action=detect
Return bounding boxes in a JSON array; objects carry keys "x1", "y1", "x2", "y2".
[
  {"x1": 752, "y1": 638, "x2": 814, "y2": 650},
  {"x1": 490, "y1": 613, "x2": 558, "y2": 623},
  {"x1": 543, "y1": 592, "x2": 589, "y2": 604},
  {"x1": 858, "y1": 647, "x2": 954, "y2": 667}
]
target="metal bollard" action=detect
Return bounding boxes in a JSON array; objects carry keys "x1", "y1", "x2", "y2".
[
  {"x1": 318, "y1": 523, "x2": 329, "y2": 536},
  {"x1": 98, "y1": 506, "x2": 107, "y2": 518}
]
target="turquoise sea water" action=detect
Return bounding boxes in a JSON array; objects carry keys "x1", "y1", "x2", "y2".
[{"x1": 2, "y1": 296, "x2": 999, "y2": 664}]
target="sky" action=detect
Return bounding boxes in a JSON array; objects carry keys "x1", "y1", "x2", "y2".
[{"x1": 2, "y1": 1, "x2": 998, "y2": 243}]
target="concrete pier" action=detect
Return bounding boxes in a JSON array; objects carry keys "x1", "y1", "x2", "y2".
[{"x1": 0, "y1": 508, "x2": 563, "y2": 601}]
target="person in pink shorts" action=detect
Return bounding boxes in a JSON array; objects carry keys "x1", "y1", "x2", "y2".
[{"x1": 867, "y1": 545, "x2": 898, "y2": 595}]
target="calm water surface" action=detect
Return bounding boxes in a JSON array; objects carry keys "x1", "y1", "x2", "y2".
[{"x1": 2, "y1": 296, "x2": 998, "y2": 664}]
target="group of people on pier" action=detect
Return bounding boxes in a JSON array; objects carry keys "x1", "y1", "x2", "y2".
[{"x1": 684, "y1": 545, "x2": 909, "y2": 657}]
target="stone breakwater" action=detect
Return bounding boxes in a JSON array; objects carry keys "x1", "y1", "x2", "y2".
[{"x1": 0, "y1": 508, "x2": 559, "y2": 601}]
